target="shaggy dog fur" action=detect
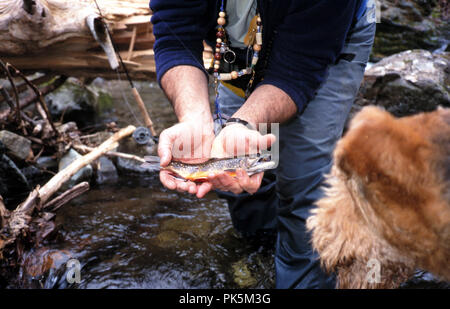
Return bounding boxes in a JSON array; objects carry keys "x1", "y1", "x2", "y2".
[{"x1": 306, "y1": 106, "x2": 450, "y2": 289}]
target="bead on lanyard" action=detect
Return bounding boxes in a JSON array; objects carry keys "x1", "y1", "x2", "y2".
[{"x1": 213, "y1": 0, "x2": 263, "y2": 127}]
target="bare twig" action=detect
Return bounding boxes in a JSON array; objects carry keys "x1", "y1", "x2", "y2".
[
  {"x1": 43, "y1": 182, "x2": 90, "y2": 212},
  {"x1": 26, "y1": 136, "x2": 44, "y2": 145},
  {"x1": 0, "y1": 74, "x2": 55, "y2": 102},
  {"x1": 131, "y1": 87, "x2": 157, "y2": 137},
  {"x1": 127, "y1": 26, "x2": 137, "y2": 61},
  {"x1": 73, "y1": 144, "x2": 146, "y2": 163},
  {"x1": 38, "y1": 125, "x2": 136, "y2": 203},
  {"x1": 18, "y1": 75, "x2": 68, "y2": 110},
  {"x1": 0, "y1": 59, "x2": 21, "y2": 124},
  {"x1": 0, "y1": 85, "x2": 14, "y2": 109},
  {"x1": 0, "y1": 196, "x2": 10, "y2": 229},
  {"x1": 0, "y1": 85, "x2": 39, "y2": 132},
  {"x1": 6, "y1": 63, "x2": 59, "y2": 136}
]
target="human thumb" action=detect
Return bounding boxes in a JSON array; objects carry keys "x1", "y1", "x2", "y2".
[
  {"x1": 258, "y1": 133, "x2": 276, "y2": 152},
  {"x1": 157, "y1": 128, "x2": 177, "y2": 166}
]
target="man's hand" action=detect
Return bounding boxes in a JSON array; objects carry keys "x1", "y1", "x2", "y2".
[
  {"x1": 158, "y1": 120, "x2": 215, "y2": 198},
  {"x1": 202, "y1": 84, "x2": 296, "y2": 196},
  {"x1": 158, "y1": 66, "x2": 290, "y2": 198},
  {"x1": 158, "y1": 65, "x2": 215, "y2": 198},
  {"x1": 206, "y1": 123, "x2": 276, "y2": 195}
]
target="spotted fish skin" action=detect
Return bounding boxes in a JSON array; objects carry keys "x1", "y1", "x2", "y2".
[{"x1": 142, "y1": 154, "x2": 276, "y2": 182}]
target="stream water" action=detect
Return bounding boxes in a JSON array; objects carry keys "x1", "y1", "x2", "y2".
[
  {"x1": 9, "y1": 79, "x2": 275, "y2": 289},
  {"x1": 8, "y1": 79, "x2": 448, "y2": 289}
]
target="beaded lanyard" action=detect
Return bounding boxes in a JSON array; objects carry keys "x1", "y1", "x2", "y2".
[{"x1": 213, "y1": 0, "x2": 263, "y2": 128}]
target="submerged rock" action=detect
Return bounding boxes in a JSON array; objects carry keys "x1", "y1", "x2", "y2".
[
  {"x1": 354, "y1": 50, "x2": 449, "y2": 118},
  {"x1": 0, "y1": 130, "x2": 32, "y2": 161},
  {"x1": 58, "y1": 149, "x2": 93, "y2": 190},
  {"x1": 161, "y1": 217, "x2": 212, "y2": 239},
  {"x1": 153, "y1": 230, "x2": 183, "y2": 249},
  {"x1": 232, "y1": 259, "x2": 257, "y2": 288}
]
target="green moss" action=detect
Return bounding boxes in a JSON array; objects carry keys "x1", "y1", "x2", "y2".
[
  {"x1": 154, "y1": 230, "x2": 181, "y2": 248},
  {"x1": 232, "y1": 259, "x2": 257, "y2": 288},
  {"x1": 38, "y1": 76, "x2": 58, "y2": 87},
  {"x1": 161, "y1": 217, "x2": 212, "y2": 238},
  {"x1": 96, "y1": 91, "x2": 114, "y2": 113}
]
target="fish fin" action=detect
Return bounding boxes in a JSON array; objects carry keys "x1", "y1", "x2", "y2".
[
  {"x1": 171, "y1": 174, "x2": 187, "y2": 182},
  {"x1": 193, "y1": 178, "x2": 208, "y2": 183},
  {"x1": 222, "y1": 169, "x2": 237, "y2": 177},
  {"x1": 225, "y1": 171, "x2": 237, "y2": 178}
]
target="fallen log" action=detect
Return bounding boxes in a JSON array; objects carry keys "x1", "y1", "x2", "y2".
[
  {"x1": 0, "y1": 0, "x2": 155, "y2": 80},
  {"x1": 0, "y1": 0, "x2": 213, "y2": 80}
]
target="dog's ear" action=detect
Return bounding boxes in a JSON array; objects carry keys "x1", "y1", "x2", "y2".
[
  {"x1": 348, "y1": 106, "x2": 391, "y2": 132},
  {"x1": 334, "y1": 106, "x2": 393, "y2": 178}
]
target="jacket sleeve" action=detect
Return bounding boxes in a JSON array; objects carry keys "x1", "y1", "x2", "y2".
[
  {"x1": 150, "y1": 0, "x2": 211, "y2": 84},
  {"x1": 258, "y1": 0, "x2": 360, "y2": 113}
]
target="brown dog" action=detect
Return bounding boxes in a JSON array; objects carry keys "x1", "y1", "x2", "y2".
[{"x1": 306, "y1": 106, "x2": 450, "y2": 288}]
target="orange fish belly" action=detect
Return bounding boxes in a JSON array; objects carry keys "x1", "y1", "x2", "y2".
[{"x1": 185, "y1": 171, "x2": 237, "y2": 182}]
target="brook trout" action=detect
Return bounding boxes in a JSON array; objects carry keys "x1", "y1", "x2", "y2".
[{"x1": 142, "y1": 154, "x2": 276, "y2": 182}]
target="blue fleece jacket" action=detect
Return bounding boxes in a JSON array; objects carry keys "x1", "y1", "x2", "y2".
[{"x1": 150, "y1": 0, "x2": 367, "y2": 113}]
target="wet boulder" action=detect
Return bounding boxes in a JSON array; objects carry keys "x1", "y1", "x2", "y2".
[
  {"x1": 373, "y1": 0, "x2": 447, "y2": 59},
  {"x1": 0, "y1": 130, "x2": 32, "y2": 161},
  {"x1": 353, "y1": 50, "x2": 449, "y2": 118},
  {"x1": 95, "y1": 156, "x2": 118, "y2": 185},
  {"x1": 46, "y1": 78, "x2": 113, "y2": 129},
  {"x1": 58, "y1": 149, "x2": 93, "y2": 190}
]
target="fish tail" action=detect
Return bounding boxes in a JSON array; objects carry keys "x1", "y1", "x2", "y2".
[{"x1": 141, "y1": 155, "x2": 161, "y2": 171}]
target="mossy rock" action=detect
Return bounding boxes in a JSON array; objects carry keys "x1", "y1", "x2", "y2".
[
  {"x1": 371, "y1": 0, "x2": 445, "y2": 59},
  {"x1": 232, "y1": 259, "x2": 257, "y2": 288},
  {"x1": 46, "y1": 78, "x2": 113, "y2": 116},
  {"x1": 160, "y1": 217, "x2": 212, "y2": 239}
]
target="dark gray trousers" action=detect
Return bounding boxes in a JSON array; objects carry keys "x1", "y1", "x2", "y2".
[{"x1": 215, "y1": 6, "x2": 376, "y2": 289}]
